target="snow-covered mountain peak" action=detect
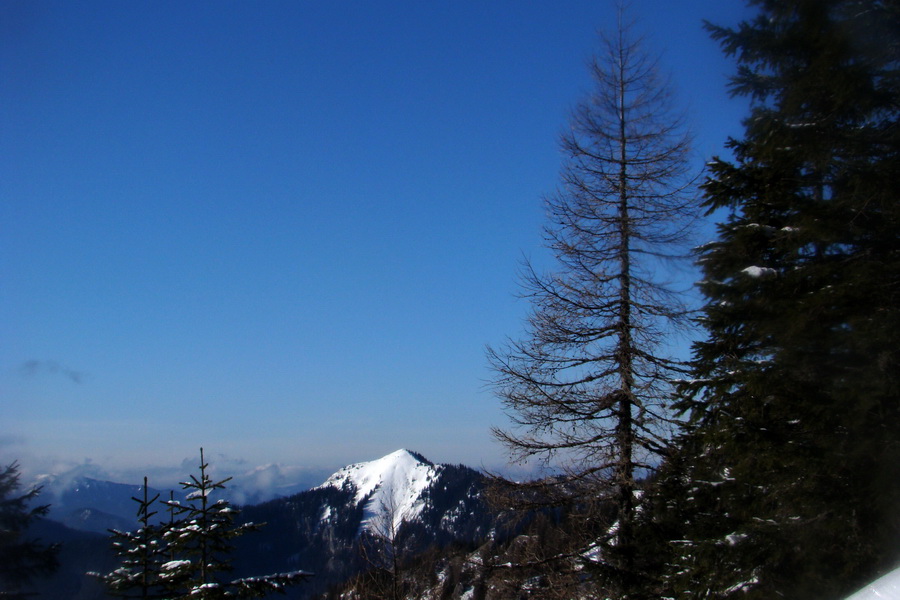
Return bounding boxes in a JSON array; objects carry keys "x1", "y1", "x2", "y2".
[{"x1": 317, "y1": 449, "x2": 443, "y2": 534}]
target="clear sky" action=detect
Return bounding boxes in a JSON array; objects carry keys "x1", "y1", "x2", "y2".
[{"x1": 2, "y1": 1, "x2": 754, "y2": 484}]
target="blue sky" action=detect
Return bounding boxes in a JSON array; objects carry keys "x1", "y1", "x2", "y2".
[{"x1": 2, "y1": 1, "x2": 753, "y2": 483}]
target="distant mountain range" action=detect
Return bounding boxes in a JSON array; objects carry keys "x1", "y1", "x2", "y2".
[
  {"x1": 39, "y1": 477, "x2": 164, "y2": 534},
  {"x1": 31, "y1": 449, "x2": 496, "y2": 599},
  {"x1": 34, "y1": 462, "x2": 331, "y2": 535}
]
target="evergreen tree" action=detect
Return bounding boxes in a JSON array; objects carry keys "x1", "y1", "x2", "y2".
[
  {"x1": 162, "y1": 448, "x2": 309, "y2": 599},
  {"x1": 161, "y1": 449, "x2": 246, "y2": 598},
  {"x1": 0, "y1": 461, "x2": 59, "y2": 599},
  {"x1": 91, "y1": 477, "x2": 173, "y2": 599},
  {"x1": 668, "y1": 1, "x2": 900, "y2": 598},
  {"x1": 94, "y1": 449, "x2": 310, "y2": 599},
  {"x1": 487, "y1": 6, "x2": 698, "y2": 596}
]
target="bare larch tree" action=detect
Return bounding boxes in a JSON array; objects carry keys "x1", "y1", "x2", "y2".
[{"x1": 487, "y1": 8, "x2": 697, "y2": 591}]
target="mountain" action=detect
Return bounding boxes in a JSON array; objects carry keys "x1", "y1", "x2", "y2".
[
  {"x1": 234, "y1": 449, "x2": 494, "y2": 598},
  {"x1": 36, "y1": 449, "x2": 496, "y2": 599},
  {"x1": 40, "y1": 476, "x2": 161, "y2": 528},
  {"x1": 56, "y1": 507, "x2": 133, "y2": 535},
  {"x1": 316, "y1": 448, "x2": 443, "y2": 534}
]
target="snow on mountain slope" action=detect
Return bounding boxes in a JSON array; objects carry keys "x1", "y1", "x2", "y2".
[{"x1": 316, "y1": 449, "x2": 443, "y2": 534}]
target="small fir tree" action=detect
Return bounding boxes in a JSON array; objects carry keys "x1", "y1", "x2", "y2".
[
  {"x1": 91, "y1": 477, "x2": 173, "y2": 599},
  {"x1": 95, "y1": 449, "x2": 310, "y2": 600},
  {"x1": 162, "y1": 448, "x2": 310, "y2": 599},
  {"x1": 161, "y1": 448, "x2": 249, "y2": 598}
]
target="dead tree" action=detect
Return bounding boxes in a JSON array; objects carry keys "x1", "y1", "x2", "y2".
[{"x1": 487, "y1": 6, "x2": 697, "y2": 594}]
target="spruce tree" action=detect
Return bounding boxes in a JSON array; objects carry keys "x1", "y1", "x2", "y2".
[
  {"x1": 487, "y1": 7, "x2": 698, "y2": 596},
  {"x1": 162, "y1": 448, "x2": 309, "y2": 599},
  {"x1": 162, "y1": 449, "x2": 246, "y2": 598},
  {"x1": 94, "y1": 449, "x2": 310, "y2": 599},
  {"x1": 92, "y1": 478, "x2": 173, "y2": 599},
  {"x1": 668, "y1": 1, "x2": 900, "y2": 598}
]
